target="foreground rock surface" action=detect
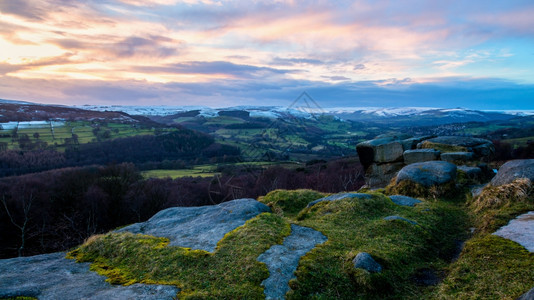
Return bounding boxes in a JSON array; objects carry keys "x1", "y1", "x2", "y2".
[
  {"x1": 257, "y1": 224, "x2": 327, "y2": 299},
  {"x1": 395, "y1": 161, "x2": 457, "y2": 187},
  {"x1": 0, "y1": 252, "x2": 179, "y2": 300},
  {"x1": 493, "y1": 211, "x2": 534, "y2": 252},
  {"x1": 117, "y1": 198, "x2": 270, "y2": 252},
  {"x1": 490, "y1": 159, "x2": 534, "y2": 186}
]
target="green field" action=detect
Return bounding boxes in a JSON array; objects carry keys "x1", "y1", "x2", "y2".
[
  {"x1": 0, "y1": 121, "x2": 156, "y2": 151},
  {"x1": 141, "y1": 166, "x2": 220, "y2": 179}
]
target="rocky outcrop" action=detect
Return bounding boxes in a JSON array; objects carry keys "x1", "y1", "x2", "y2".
[
  {"x1": 117, "y1": 198, "x2": 270, "y2": 252},
  {"x1": 0, "y1": 252, "x2": 179, "y2": 299},
  {"x1": 403, "y1": 149, "x2": 441, "y2": 165},
  {"x1": 356, "y1": 135, "x2": 436, "y2": 188},
  {"x1": 353, "y1": 252, "x2": 382, "y2": 273},
  {"x1": 490, "y1": 159, "x2": 534, "y2": 186},
  {"x1": 418, "y1": 136, "x2": 494, "y2": 161},
  {"x1": 458, "y1": 165, "x2": 483, "y2": 183},
  {"x1": 357, "y1": 135, "x2": 493, "y2": 188},
  {"x1": 365, "y1": 162, "x2": 405, "y2": 188},
  {"x1": 356, "y1": 137, "x2": 404, "y2": 168},
  {"x1": 440, "y1": 152, "x2": 474, "y2": 163},
  {"x1": 257, "y1": 225, "x2": 327, "y2": 299}
]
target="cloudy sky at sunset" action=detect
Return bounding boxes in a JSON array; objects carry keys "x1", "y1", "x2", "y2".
[{"x1": 0, "y1": 0, "x2": 533, "y2": 109}]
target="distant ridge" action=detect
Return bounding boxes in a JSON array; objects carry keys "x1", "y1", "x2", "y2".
[{"x1": 1, "y1": 97, "x2": 533, "y2": 127}]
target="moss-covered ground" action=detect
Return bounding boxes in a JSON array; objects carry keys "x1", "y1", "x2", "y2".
[
  {"x1": 69, "y1": 187, "x2": 480, "y2": 299},
  {"x1": 67, "y1": 174, "x2": 534, "y2": 299},
  {"x1": 434, "y1": 179, "x2": 534, "y2": 299}
]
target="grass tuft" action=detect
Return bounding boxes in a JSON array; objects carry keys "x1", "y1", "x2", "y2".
[{"x1": 258, "y1": 189, "x2": 326, "y2": 218}]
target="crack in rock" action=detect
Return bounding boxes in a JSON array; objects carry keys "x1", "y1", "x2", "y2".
[{"x1": 257, "y1": 224, "x2": 327, "y2": 299}]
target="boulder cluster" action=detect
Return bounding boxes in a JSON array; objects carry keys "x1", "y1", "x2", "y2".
[{"x1": 357, "y1": 135, "x2": 495, "y2": 188}]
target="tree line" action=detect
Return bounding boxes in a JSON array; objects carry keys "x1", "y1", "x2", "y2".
[{"x1": 0, "y1": 158, "x2": 364, "y2": 258}]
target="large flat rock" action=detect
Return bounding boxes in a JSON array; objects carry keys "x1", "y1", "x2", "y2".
[
  {"x1": 117, "y1": 198, "x2": 270, "y2": 252},
  {"x1": 493, "y1": 211, "x2": 534, "y2": 252},
  {"x1": 0, "y1": 252, "x2": 179, "y2": 299}
]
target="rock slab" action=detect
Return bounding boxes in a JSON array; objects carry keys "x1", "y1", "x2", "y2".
[
  {"x1": 403, "y1": 149, "x2": 441, "y2": 165},
  {"x1": 117, "y1": 198, "x2": 270, "y2": 252},
  {"x1": 257, "y1": 224, "x2": 327, "y2": 299},
  {"x1": 395, "y1": 161, "x2": 457, "y2": 187},
  {"x1": 353, "y1": 252, "x2": 382, "y2": 273},
  {"x1": 490, "y1": 159, "x2": 534, "y2": 186},
  {"x1": 0, "y1": 252, "x2": 179, "y2": 300},
  {"x1": 518, "y1": 287, "x2": 534, "y2": 300},
  {"x1": 389, "y1": 195, "x2": 422, "y2": 207},
  {"x1": 493, "y1": 211, "x2": 534, "y2": 252}
]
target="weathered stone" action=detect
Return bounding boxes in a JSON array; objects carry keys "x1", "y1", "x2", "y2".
[
  {"x1": 395, "y1": 161, "x2": 457, "y2": 187},
  {"x1": 490, "y1": 159, "x2": 534, "y2": 186},
  {"x1": 356, "y1": 138, "x2": 404, "y2": 168},
  {"x1": 389, "y1": 195, "x2": 422, "y2": 207},
  {"x1": 418, "y1": 136, "x2": 494, "y2": 160},
  {"x1": 366, "y1": 162, "x2": 405, "y2": 188},
  {"x1": 458, "y1": 165, "x2": 483, "y2": 181},
  {"x1": 403, "y1": 149, "x2": 441, "y2": 165},
  {"x1": 307, "y1": 193, "x2": 372, "y2": 208},
  {"x1": 117, "y1": 198, "x2": 270, "y2": 252},
  {"x1": 0, "y1": 252, "x2": 179, "y2": 299},
  {"x1": 493, "y1": 211, "x2": 534, "y2": 252},
  {"x1": 383, "y1": 215, "x2": 418, "y2": 225},
  {"x1": 353, "y1": 252, "x2": 382, "y2": 273},
  {"x1": 518, "y1": 287, "x2": 534, "y2": 300},
  {"x1": 401, "y1": 136, "x2": 435, "y2": 151},
  {"x1": 257, "y1": 225, "x2": 327, "y2": 300},
  {"x1": 470, "y1": 184, "x2": 487, "y2": 198},
  {"x1": 440, "y1": 152, "x2": 474, "y2": 163}
]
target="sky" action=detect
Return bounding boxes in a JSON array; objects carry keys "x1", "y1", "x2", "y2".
[{"x1": 0, "y1": 0, "x2": 533, "y2": 109}]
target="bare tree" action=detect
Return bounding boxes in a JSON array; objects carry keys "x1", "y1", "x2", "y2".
[{"x1": 2, "y1": 193, "x2": 33, "y2": 257}]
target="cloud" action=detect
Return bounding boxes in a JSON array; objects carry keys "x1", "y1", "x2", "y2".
[
  {"x1": 0, "y1": 0, "x2": 533, "y2": 109},
  {"x1": 271, "y1": 57, "x2": 323, "y2": 66},
  {"x1": 133, "y1": 61, "x2": 292, "y2": 79},
  {"x1": 321, "y1": 75, "x2": 350, "y2": 81},
  {"x1": 0, "y1": 0, "x2": 44, "y2": 20}
]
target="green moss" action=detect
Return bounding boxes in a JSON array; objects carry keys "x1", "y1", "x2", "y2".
[
  {"x1": 69, "y1": 213, "x2": 290, "y2": 299},
  {"x1": 258, "y1": 189, "x2": 326, "y2": 218},
  {"x1": 419, "y1": 141, "x2": 468, "y2": 153},
  {"x1": 435, "y1": 235, "x2": 534, "y2": 299},
  {"x1": 436, "y1": 177, "x2": 534, "y2": 299},
  {"x1": 288, "y1": 193, "x2": 469, "y2": 299},
  {"x1": 0, "y1": 297, "x2": 38, "y2": 300}
]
